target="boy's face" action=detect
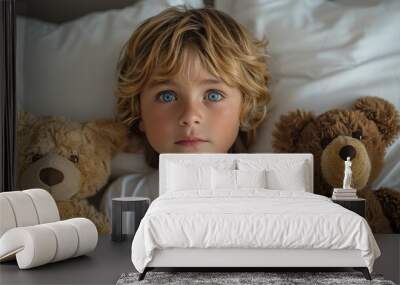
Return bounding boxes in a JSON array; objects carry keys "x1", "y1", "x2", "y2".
[{"x1": 139, "y1": 51, "x2": 242, "y2": 154}]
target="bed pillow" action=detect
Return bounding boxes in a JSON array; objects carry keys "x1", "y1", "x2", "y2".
[
  {"x1": 266, "y1": 166, "x2": 307, "y2": 192},
  {"x1": 17, "y1": 0, "x2": 203, "y2": 122},
  {"x1": 237, "y1": 159, "x2": 308, "y2": 192},
  {"x1": 236, "y1": 169, "x2": 267, "y2": 189},
  {"x1": 212, "y1": 168, "x2": 236, "y2": 190},
  {"x1": 215, "y1": 0, "x2": 400, "y2": 190},
  {"x1": 167, "y1": 163, "x2": 212, "y2": 191},
  {"x1": 211, "y1": 168, "x2": 267, "y2": 190}
]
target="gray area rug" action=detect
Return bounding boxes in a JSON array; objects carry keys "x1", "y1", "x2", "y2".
[{"x1": 116, "y1": 271, "x2": 396, "y2": 285}]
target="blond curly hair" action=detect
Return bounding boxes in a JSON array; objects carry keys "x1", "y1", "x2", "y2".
[{"x1": 116, "y1": 6, "x2": 271, "y2": 168}]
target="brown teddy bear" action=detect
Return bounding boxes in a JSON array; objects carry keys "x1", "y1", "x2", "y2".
[
  {"x1": 17, "y1": 112, "x2": 129, "y2": 234},
  {"x1": 272, "y1": 96, "x2": 400, "y2": 233}
]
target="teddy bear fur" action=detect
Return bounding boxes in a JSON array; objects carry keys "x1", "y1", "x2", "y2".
[
  {"x1": 17, "y1": 112, "x2": 129, "y2": 234},
  {"x1": 272, "y1": 96, "x2": 400, "y2": 233}
]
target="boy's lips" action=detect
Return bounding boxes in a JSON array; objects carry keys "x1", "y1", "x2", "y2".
[{"x1": 175, "y1": 136, "x2": 208, "y2": 146}]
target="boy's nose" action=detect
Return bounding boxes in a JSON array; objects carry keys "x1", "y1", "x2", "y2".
[{"x1": 178, "y1": 101, "x2": 202, "y2": 126}]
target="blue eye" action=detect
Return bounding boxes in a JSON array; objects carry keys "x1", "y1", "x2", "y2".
[
  {"x1": 207, "y1": 90, "x2": 223, "y2": 102},
  {"x1": 158, "y1": 91, "x2": 176, "y2": 103}
]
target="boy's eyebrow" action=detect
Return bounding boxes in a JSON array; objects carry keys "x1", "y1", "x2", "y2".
[
  {"x1": 149, "y1": 78, "x2": 225, "y2": 87},
  {"x1": 200, "y1": 78, "x2": 225, "y2": 84}
]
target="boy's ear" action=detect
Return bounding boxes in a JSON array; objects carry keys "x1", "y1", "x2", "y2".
[
  {"x1": 272, "y1": 110, "x2": 315, "y2": 152},
  {"x1": 84, "y1": 119, "x2": 129, "y2": 154},
  {"x1": 352, "y1": 96, "x2": 400, "y2": 146}
]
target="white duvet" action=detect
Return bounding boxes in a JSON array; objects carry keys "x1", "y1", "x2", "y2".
[{"x1": 131, "y1": 190, "x2": 380, "y2": 273}]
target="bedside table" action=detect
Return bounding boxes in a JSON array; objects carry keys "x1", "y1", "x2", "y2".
[
  {"x1": 331, "y1": 198, "x2": 366, "y2": 218},
  {"x1": 112, "y1": 197, "x2": 150, "y2": 242}
]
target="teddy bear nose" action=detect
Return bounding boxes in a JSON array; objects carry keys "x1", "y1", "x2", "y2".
[
  {"x1": 40, "y1": 167, "x2": 64, "y2": 186},
  {"x1": 339, "y1": 145, "x2": 356, "y2": 161}
]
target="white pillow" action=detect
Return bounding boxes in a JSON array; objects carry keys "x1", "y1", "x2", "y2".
[
  {"x1": 211, "y1": 168, "x2": 267, "y2": 190},
  {"x1": 110, "y1": 152, "x2": 153, "y2": 179},
  {"x1": 212, "y1": 168, "x2": 236, "y2": 189},
  {"x1": 215, "y1": 0, "x2": 400, "y2": 190},
  {"x1": 266, "y1": 167, "x2": 306, "y2": 192},
  {"x1": 16, "y1": 17, "x2": 57, "y2": 112},
  {"x1": 236, "y1": 169, "x2": 267, "y2": 189},
  {"x1": 237, "y1": 159, "x2": 308, "y2": 192},
  {"x1": 18, "y1": 0, "x2": 203, "y2": 122},
  {"x1": 167, "y1": 163, "x2": 212, "y2": 191}
]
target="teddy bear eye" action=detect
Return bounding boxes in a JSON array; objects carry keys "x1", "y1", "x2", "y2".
[
  {"x1": 352, "y1": 130, "x2": 363, "y2": 140},
  {"x1": 69, "y1": 154, "x2": 79, "y2": 164},
  {"x1": 32, "y1": 153, "x2": 43, "y2": 162}
]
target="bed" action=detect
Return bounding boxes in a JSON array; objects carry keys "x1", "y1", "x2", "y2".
[{"x1": 131, "y1": 153, "x2": 381, "y2": 280}]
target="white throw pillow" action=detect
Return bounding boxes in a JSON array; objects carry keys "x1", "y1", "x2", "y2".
[
  {"x1": 236, "y1": 169, "x2": 267, "y2": 189},
  {"x1": 215, "y1": 0, "x2": 400, "y2": 190},
  {"x1": 167, "y1": 163, "x2": 212, "y2": 191},
  {"x1": 18, "y1": 0, "x2": 203, "y2": 122}
]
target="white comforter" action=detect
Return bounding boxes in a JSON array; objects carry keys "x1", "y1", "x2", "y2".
[{"x1": 131, "y1": 189, "x2": 380, "y2": 273}]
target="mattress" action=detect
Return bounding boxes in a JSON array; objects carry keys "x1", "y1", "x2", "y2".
[{"x1": 131, "y1": 189, "x2": 381, "y2": 273}]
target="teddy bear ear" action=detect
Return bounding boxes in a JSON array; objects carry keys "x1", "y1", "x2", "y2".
[
  {"x1": 16, "y1": 111, "x2": 39, "y2": 148},
  {"x1": 84, "y1": 119, "x2": 129, "y2": 154},
  {"x1": 17, "y1": 111, "x2": 37, "y2": 130},
  {"x1": 352, "y1": 96, "x2": 400, "y2": 146},
  {"x1": 272, "y1": 110, "x2": 315, "y2": 152}
]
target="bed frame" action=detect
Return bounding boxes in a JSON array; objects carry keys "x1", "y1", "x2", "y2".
[
  {"x1": 138, "y1": 153, "x2": 372, "y2": 281},
  {"x1": 142, "y1": 248, "x2": 371, "y2": 280}
]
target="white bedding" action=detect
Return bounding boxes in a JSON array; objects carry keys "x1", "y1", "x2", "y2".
[
  {"x1": 131, "y1": 190, "x2": 380, "y2": 273},
  {"x1": 215, "y1": 0, "x2": 400, "y2": 191}
]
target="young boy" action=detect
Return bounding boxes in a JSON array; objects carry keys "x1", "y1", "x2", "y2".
[{"x1": 102, "y1": 6, "x2": 270, "y2": 227}]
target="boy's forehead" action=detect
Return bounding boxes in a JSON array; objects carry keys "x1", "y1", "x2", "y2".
[{"x1": 150, "y1": 52, "x2": 223, "y2": 85}]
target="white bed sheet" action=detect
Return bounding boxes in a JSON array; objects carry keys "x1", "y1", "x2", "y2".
[
  {"x1": 131, "y1": 189, "x2": 380, "y2": 273},
  {"x1": 215, "y1": 0, "x2": 400, "y2": 192}
]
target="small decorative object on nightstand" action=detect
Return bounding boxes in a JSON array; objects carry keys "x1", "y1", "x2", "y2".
[
  {"x1": 112, "y1": 197, "x2": 150, "y2": 242},
  {"x1": 332, "y1": 157, "x2": 359, "y2": 200},
  {"x1": 331, "y1": 198, "x2": 366, "y2": 218}
]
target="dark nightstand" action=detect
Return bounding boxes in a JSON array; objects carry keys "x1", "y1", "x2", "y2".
[
  {"x1": 331, "y1": 198, "x2": 366, "y2": 218},
  {"x1": 112, "y1": 197, "x2": 150, "y2": 242}
]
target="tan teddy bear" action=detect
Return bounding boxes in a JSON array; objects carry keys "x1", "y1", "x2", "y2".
[
  {"x1": 17, "y1": 112, "x2": 129, "y2": 234},
  {"x1": 272, "y1": 97, "x2": 400, "y2": 233}
]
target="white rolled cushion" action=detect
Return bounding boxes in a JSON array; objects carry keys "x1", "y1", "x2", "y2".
[
  {"x1": 167, "y1": 163, "x2": 212, "y2": 191},
  {"x1": 42, "y1": 221, "x2": 79, "y2": 262},
  {"x1": 64, "y1": 218, "x2": 98, "y2": 257},
  {"x1": 212, "y1": 168, "x2": 237, "y2": 190},
  {"x1": 0, "y1": 218, "x2": 97, "y2": 269},
  {"x1": 23, "y1": 189, "x2": 60, "y2": 223},
  {"x1": 0, "y1": 191, "x2": 39, "y2": 227},
  {"x1": 0, "y1": 225, "x2": 57, "y2": 269},
  {"x1": 0, "y1": 196, "x2": 17, "y2": 237},
  {"x1": 237, "y1": 169, "x2": 267, "y2": 189},
  {"x1": 0, "y1": 189, "x2": 60, "y2": 238}
]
